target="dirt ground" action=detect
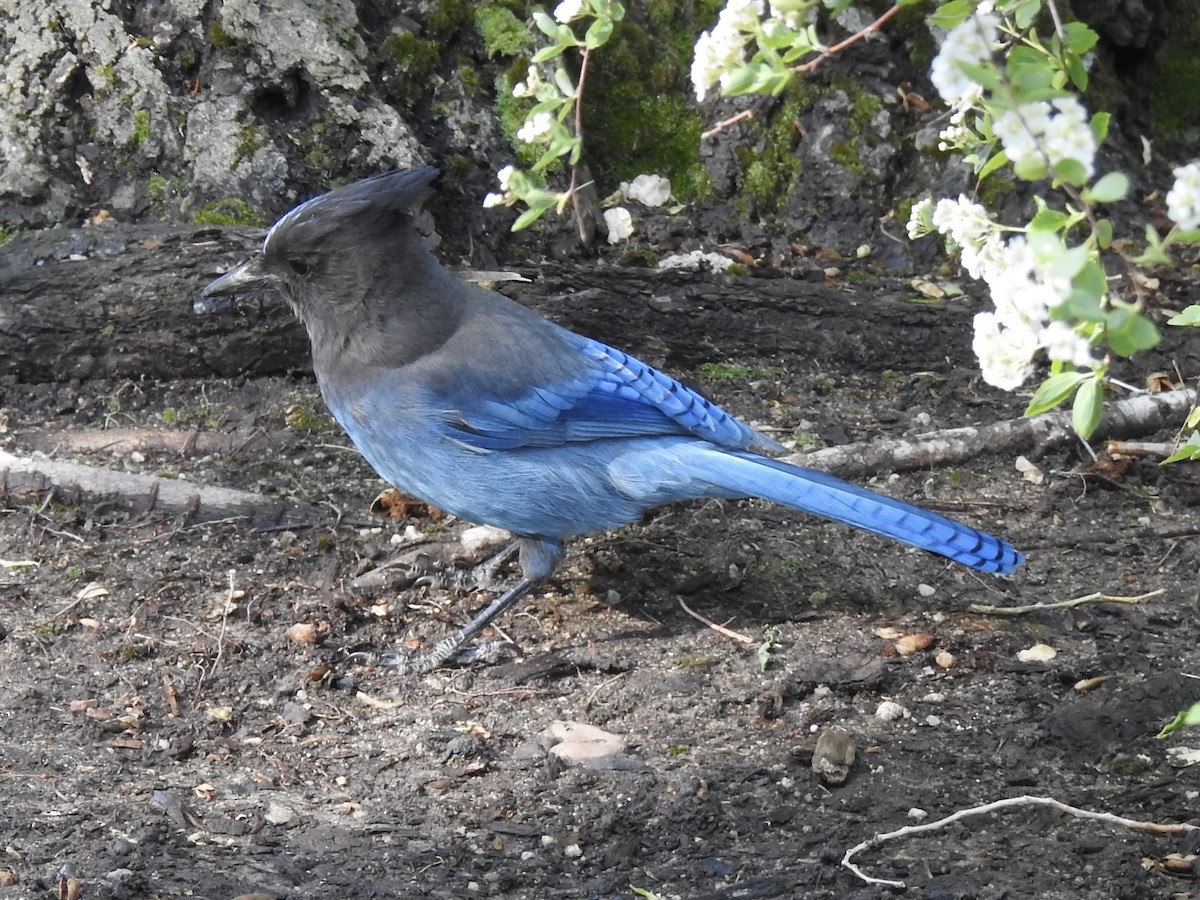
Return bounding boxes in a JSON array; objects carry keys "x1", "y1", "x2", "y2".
[{"x1": 1, "y1": 263, "x2": 1199, "y2": 900}]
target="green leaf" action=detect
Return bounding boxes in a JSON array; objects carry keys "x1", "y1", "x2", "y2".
[
  {"x1": 532, "y1": 43, "x2": 568, "y2": 62},
  {"x1": 1156, "y1": 701, "x2": 1200, "y2": 737},
  {"x1": 1063, "y1": 286, "x2": 1106, "y2": 322},
  {"x1": 1072, "y1": 259, "x2": 1107, "y2": 302},
  {"x1": 1052, "y1": 158, "x2": 1089, "y2": 187},
  {"x1": 1029, "y1": 205, "x2": 1070, "y2": 232},
  {"x1": 928, "y1": 0, "x2": 974, "y2": 28},
  {"x1": 721, "y1": 64, "x2": 761, "y2": 96},
  {"x1": 1011, "y1": 0, "x2": 1042, "y2": 30},
  {"x1": 532, "y1": 10, "x2": 559, "y2": 38},
  {"x1": 553, "y1": 67, "x2": 577, "y2": 97},
  {"x1": 955, "y1": 60, "x2": 1003, "y2": 94},
  {"x1": 1025, "y1": 371, "x2": 1087, "y2": 416},
  {"x1": 1047, "y1": 243, "x2": 1091, "y2": 280},
  {"x1": 1090, "y1": 111, "x2": 1111, "y2": 143},
  {"x1": 1071, "y1": 377, "x2": 1104, "y2": 438},
  {"x1": 584, "y1": 16, "x2": 613, "y2": 48},
  {"x1": 1083, "y1": 171, "x2": 1129, "y2": 204},
  {"x1": 1105, "y1": 306, "x2": 1161, "y2": 356},
  {"x1": 511, "y1": 206, "x2": 548, "y2": 231},
  {"x1": 1162, "y1": 434, "x2": 1200, "y2": 465},
  {"x1": 1168, "y1": 305, "x2": 1200, "y2": 327},
  {"x1": 1094, "y1": 218, "x2": 1113, "y2": 249},
  {"x1": 1062, "y1": 21, "x2": 1099, "y2": 55},
  {"x1": 977, "y1": 148, "x2": 1010, "y2": 180},
  {"x1": 1013, "y1": 155, "x2": 1049, "y2": 182},
  {"x1": 1065, "y1": 54, "x2": 1088, "y2": 91}
]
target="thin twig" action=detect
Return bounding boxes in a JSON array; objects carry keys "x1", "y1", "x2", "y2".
[
  {"x1": 843, "y1": 794, "x2": 1198, "y2": 888},
  {"x1": 793, "y1": 1, "x2": 903, "y2": 76},
  {"x1": 677, "y1": 597, "x2": 755, "y2": 644},
  {"x1": 968, "y1": 588, "x2": 1163, "y2": 616},
  {"x1": 584, "y1": 673, "x2": 627, "y2": 711},
  {"x1": 701, "y1": 102, "x2": 762, "y2": 140}
]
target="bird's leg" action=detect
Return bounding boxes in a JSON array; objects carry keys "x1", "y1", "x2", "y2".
[{"x1": 364, "y1": 536, "x2": 563, "y2": 676}]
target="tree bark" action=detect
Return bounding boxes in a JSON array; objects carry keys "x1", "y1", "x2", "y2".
[{"x1": 1, "y1": 223, "x2": 983, "y2": 384}]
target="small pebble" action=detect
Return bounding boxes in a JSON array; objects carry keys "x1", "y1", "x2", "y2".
[
  {"x1": 1017, "y1": 643, "x2": 1056, "y2": 663},
  {"x1": 875, "y1": 700, "x2": 908, "y2": 722}
]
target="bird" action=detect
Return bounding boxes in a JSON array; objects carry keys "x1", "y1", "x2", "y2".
[{"x1": 196, "y1": 167, "x2": 1023, "y2": 674}]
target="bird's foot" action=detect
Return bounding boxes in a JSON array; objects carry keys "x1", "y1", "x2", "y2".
[{"x1": 344, "y1": 638, "x2": 521, "y2": 676}]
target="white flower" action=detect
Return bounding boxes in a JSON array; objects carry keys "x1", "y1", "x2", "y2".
[
  {"x1": 691, "y1": 0, "x2": 764, "y2": 101},
  {"x1": 1167, "y1": 161, "x2": 1200, "y2": 230},
  {"x1": 553, "y1": 0, "x2": 585, "y2": 23},
  {"x1": 931, "y1": 195, "x2": 993, "y2": 250},
  {"x1": 623, "y1": 173, "x2": 672, "y2": 207},
  {"x1": 512, "y1": 65, "x2": 542, "y2": 98},
  {"x1": 604, "y1": 207, "x2": 634, "y2": 243},
  {"x1": 973, "y1": 312, "x2": 1037, "y2": 391},
  {"x1": 767, "y1": 0, "x2": 805, "y2": 28},
  {"x1": 930, "y1": 13, "x2": 999, "y2": 104},
  {"x1": 906, "y1": 197, "x2": 935, "y2": 240},
  {"x1": 993, "y1": 97, "x2": 1096, "y2": 179},
  {"x1": 658, "y1": 250, "x2": 735, "y2": 271},
  {"x1": 482, "y1": 192, "x2": 506, "y2": 208},
  {"x1": 1039, "y1": 320, "x2": 1094, "y2": 367},
  {"x1": 516, "y1": 111, "x2": 554, "y2": 144},
  {"x1": 497, "y1": 165, "x2": 515, "y2": 190}
]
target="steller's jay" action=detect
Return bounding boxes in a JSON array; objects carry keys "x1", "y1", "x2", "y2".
[{"x1": 197, "y1": 168, "x2": 1022, "y2": 674}]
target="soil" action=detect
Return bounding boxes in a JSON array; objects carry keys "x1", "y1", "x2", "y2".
[{"x1": 1, "y1": 262, "x2": 1199, "y2": 900}]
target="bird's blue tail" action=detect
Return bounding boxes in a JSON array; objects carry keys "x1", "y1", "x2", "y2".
[{"x1": 704, "y1": 451, "x2": 1023, "y2": 574}]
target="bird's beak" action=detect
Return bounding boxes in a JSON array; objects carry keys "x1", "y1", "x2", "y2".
[{"x1": 193, "y1": 255, "x2": 273, "y2": 314}]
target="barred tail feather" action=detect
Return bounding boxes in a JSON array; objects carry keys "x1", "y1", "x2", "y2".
[{"x1": 718, "y1": 452, "x2": 1023, "y2": 574}]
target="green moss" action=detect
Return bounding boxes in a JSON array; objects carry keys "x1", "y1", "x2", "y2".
[
  {"x1": 425, "y1": 0, "x2": 473, "y2": 40},
  {"x1": 209, "y1": 16, "x2": 236, "y2": 48},
  {"x1": 1149, "y1": 11, "x2": 1200, "y2": 143},
  {"x1": 494, "y1": 68, "x2": 544, "y2": 168},
  {"x1": 131, "y1": 109, "x2": 151, "y2": 147},
  {"x1": 698, "y1": 361, "x2": 761, "y2": 383},
  {"x1": 285, "y1": 400, "x2": 336, "y2": 433},
  {"x1": 382, "y1": 31, "x2": 441, "y2": 108},
  {"x1": 92, "y1": 62, "x2": 117, "y2": 96},
  {"x1": 146, "y1": 174, "x2": 189, "y2": 216},
  {"x1": 234, "y1": 125, "x2": 266, "y2": 167},
  {"x1": 829, "y1": 140, "x2": 866, "y2": 176},
  {"x1": 737, "y1": 82, "x2": 814, "y2": 211},
  {"x1": 456, "y1": 62, "x2": 482, "y2": 96},
  {"x1": 580, "y1": 12, "x2": 713, "y2": 200},
  {"x1": 475, "y1": 5, "x2": 530, "y2": 58},
  {"x1": 193, "y1": 198, "x2": 264, "y2": 226},
  {"x1": 304, "y1": 143, "x2": 331, "y2": 168}
]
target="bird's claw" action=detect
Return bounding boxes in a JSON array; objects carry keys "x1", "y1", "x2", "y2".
[{"x1": 342, "y1": 639, "x2": 522, "y2": 676}]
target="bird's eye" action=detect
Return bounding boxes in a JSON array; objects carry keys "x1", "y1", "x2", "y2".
[{"x1": 288, "y1": 258, "x2": 311, "y2": 276}]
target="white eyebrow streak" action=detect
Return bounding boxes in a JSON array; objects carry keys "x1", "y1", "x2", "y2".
[{"x1": 263, "y1": 192, "x2": 324, "y2": 254}]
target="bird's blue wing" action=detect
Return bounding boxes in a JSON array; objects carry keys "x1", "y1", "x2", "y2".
[{"x1": 444, "y1": 333, "x2": 781, "y2": 453}]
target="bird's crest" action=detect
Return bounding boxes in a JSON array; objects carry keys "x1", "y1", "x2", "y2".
[{"x1": 263, "y1": 167, "x2": 439, "y2": 255}]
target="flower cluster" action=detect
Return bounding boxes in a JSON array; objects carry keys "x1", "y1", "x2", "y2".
[
  {"x1": 483, "y1": 165, "x2": 517, "y2": 209},
  {"x1": 553, "y1": 0, "x2": 585, "y2": 22},
  {"x1": 992, "y1": 97, "x2": 1097, "y2": 180},
  {"x1": 1167, "y1": 162, "x2": 1200, "y2": 231},
  {"x1": 929, "y1": 13, "x2": 998, "y2": 104},
  {"x1": 912, "y1": 196, "x2": 1093, "y2": 390},
  {"x1": 516, "y1": 111, "x2": 555, "y2": 145},
  {"x1": 691, "y1": 0, "x2": 764, "y2": 102}
]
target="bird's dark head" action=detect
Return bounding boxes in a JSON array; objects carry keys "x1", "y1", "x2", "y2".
[
  {"x1": 195, "y1": 167, "x2": 440, "y2": 319},
  {"x1": 195, "y1": 167, "x2": 448, "y2": 365}
]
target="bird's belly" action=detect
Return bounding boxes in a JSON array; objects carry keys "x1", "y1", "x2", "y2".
[{"x1": 343, "y1": 422, "x2": 650, "y2": 538}]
